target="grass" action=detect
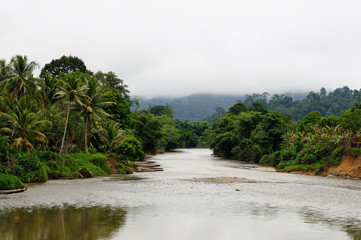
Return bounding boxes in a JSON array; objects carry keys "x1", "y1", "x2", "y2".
[
  {"x1": 67, "y1": 153, "x2": 111, "y2": 177},
  {"x1": 278, "y1": 163, "x2": 329, "y2": 176},
  {"x1": 0, "y1": 173, "x2": 25, "y2": 190}
]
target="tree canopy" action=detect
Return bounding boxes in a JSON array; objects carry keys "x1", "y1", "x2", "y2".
[{"x1": 40, "y1": 55, "x2": 92, "y2": 78}]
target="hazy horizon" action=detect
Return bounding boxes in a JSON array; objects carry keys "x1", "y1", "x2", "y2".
[{"x1": 2, "y1": 1, "x2": 361, "y2": 98}]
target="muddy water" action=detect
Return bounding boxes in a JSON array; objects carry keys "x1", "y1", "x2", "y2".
[{"x1": 1, "y1": 148, "x2": 361, "y2": 240}]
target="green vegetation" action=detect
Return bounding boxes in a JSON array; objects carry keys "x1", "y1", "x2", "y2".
[
  {"x1": 208, "y1": 99, "x2": 361, "y2": 174},
  {"x1": 0, "y1": 54, "x2": 211, "y2": 190},
  {"x1": 243, "y1": 86, "x2": 361, "y2": 121},
  {"x1": 0, "y1": 173, "x2": 24, "y2": 190},
  {"x1": 137, "y1": 86, "x2": 361, "y2": 123},
  {"x1": 2, "y1": 54, "x2": 361, "y2": 190},
  {"x1": 208, "y1": 102, "x2": 288, "y2": 162}
]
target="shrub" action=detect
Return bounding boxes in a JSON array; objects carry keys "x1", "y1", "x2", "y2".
[
  {"x1": 15, "y1": 152, "x2": 47, "y2": 183},
  {"x1": 67, "y1": 153, "x2": 110, "y2": 176},
  {"x1": 114, "y1": 137, "x2": 145, "y2": 161},
  {"x1": 231, "y1": 139, "x2": 261, "y2": 162},
  {"x1": 260, "y1": 151, "x2": 280, "y2": 167},
  {"x1": 0, "y1": 174, "x2": 24, "y2": 190}
]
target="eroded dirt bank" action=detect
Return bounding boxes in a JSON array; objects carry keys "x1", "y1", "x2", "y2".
[
  {"x1": 328, "y1": 155, "x2": 361, "y2": 178},
  {"x1": 286, "y1": 155, "x2": 361, "y2": 179}
]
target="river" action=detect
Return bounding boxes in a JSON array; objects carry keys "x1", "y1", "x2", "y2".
[{"x1": 1, "y1": 148, "x2": 361, "y2": 240}]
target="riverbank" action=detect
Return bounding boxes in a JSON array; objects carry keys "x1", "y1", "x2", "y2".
[
  {"x1": 281, "y1": 155, "x2": 361, "y2": 179},
  {"x1": 0, "y1": 152, "x2": 137, "y2": 191}
]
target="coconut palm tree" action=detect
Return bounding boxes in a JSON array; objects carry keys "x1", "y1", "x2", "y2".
[
  {"x1": 80, "y1": 77, "x2": 113, "y2": 153},
  {"x1": 57, "y1": 73, "x2": 88, "y2": 154},
  {"x1": 4, "y1": 55, "x2": 39, "y2": 99},
  {"x1": 37, "y1": 73, "x2": 60, "y2": 120},
  {"x1": 0, "y1": 59, "x2": 12, "y2": 83},
  {"x1": 0, "y1": 98, "x2": 50, "y2": 151},
  {"x1": 97, "y1": 121, "x2": 124, "y2": 153}
]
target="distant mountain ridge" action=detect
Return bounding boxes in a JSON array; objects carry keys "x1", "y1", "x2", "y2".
[
  {"x1": 134, "y1": 87, "x2": 361, "y2": 122},
  {"x1": 135, "y1": 94, "x2": 244, "y2": 121},
  {"x1": 135, "y1": 92, "x2": 308, "y2": 121}
]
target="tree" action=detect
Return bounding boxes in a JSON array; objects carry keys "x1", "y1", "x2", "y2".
[
  {"x1": 204, "y1": 107, "x2": 226, "y2": 122},
  {"x1": 0, "y1": 59, "x2": 12, "y2": 83},
  {"x1": 0, "y1": 98, "x2": 50, "y2": 151},
  {"x1": 40, "y1": 55, "x2": 92, "y2": 78},
  {"x1": 94, "y1": 71, "x2": 130, "y2": 101},
  {"x1": 227, "y1": 102, "x2": 248, "y2": 115},
  {"x1": 132, "y1": 112, "x2": 163, "y2": 154},
  {"x1": 103, "y1": 87, "x2": 132, "y2": 129},
  {"x1": 97, "y1": 121, "x2": 124, "y2": 153},
  {"x1": 3, "y1": 55, "x2": 39, "y2": 99},
  {"x1": 79, "y1": 77, "x2": 113, "y2": 153},
  {"x1": 37, "y1": 73, "x2": 60, "y2": 120},
  {"x1": 148, "y1": 104, "x2": 175, "y2": 117},
  {"x1": 297, "y1": 111, "x2": 322, "y2": 132},
  {"x1": 57, "y1": 73, "x2": 88, "y2": 154}
]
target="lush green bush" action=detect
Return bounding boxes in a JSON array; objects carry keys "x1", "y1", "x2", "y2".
[
  {"x1": 0, "y1": 174, "x2": 24, "y2": 190},
  {"x1": 15, "y1": 152, "x2": 47, "y2": 183},
  {"x1": 67, "y1": 153, "x2": 111, "y2": 177},
  {"x1": 231, "y1": 139, "x2": 261, "y2": 162},
  {"x1": 114, "y1": 137, "x2": 145, "y2": 161}
]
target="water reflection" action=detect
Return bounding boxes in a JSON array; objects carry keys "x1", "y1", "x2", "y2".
[
  {"x1": 301, "y1": 208, "x2": 361, "y2": 240},
  {"x1": 0, "y1": 205, "x2": 126, "y2": 240}
]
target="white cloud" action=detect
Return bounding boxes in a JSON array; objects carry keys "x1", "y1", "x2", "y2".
[{"x1": 2, "y1": 0, "x2": 361, "y2": 98}]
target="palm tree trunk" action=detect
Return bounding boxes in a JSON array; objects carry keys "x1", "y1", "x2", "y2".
[
  {"x1": 84, "y1": 116, "x2": 89, "y2": 153},
  {"x1": 60, "y1": 101, "x2": 71, "y2": 154}
]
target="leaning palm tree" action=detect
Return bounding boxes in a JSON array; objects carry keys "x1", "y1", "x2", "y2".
[
  {"x1": 57, "y1": 74, "x2": 88, "y2": 154},
  {"x1": 4, "y1": 55, "x2": 39, "y2": 99},
  {"x1": 80, "y1": 77, "x2": 113, "y2": 153},
  {"x1": 0, "y1": 98, "x2": 50, "y2": 151}
]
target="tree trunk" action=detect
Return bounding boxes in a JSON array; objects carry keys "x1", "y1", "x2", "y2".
[
  {"x1": 84, "y1": 116, "x2": 89, "y2": 153},
  {"x1": 60, "y1": 101, "x2": 71, "y2": 154}
]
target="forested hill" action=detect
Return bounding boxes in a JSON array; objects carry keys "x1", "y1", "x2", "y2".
[
  {"x1": 135, "y1": 94, "x2": 245, "y2": 121},
  {"x1": 257, "y1": 86, "x2": 361, "y2": 120},
  {"x1": 136, "y1": 86, "x2": 361, "y2": 122}
]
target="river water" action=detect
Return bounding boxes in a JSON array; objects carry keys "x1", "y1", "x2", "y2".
[{"x1": 1, "y1": 148, "x2": 361, "y2": 240}]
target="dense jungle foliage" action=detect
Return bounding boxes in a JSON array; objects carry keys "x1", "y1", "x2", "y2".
[
  {"x1": 208, "y1": 99, "x2": 361, "y2": 174},
  {"x1": 242, "y1": 87, "x2": 361, "y2": 121},
  {"x1": 137, "y1": 87, "x2": 361, "y2": 123},
  {"x1": 0, "y1": 55, "x2": 208, "y2": 189},
  {"x1": 1, "y1": 54, "x2": 360, "y2": 189}
]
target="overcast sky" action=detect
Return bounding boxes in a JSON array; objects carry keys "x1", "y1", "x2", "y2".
[{"x1": 2, "y1": 0, "x2": 361, "y2": 98}]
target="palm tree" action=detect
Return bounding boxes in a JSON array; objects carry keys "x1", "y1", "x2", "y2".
[
  {"x1": 0, "y1": 98, "x2": 50, "y2": 151},
  {"x1": 97, "y1": 121, "x2": 124, "y2": 153},
  {"x1": 80, "y1": 77, "x2": 113, "y2": 153},
  {"x1": 37, "y1": 73, "x2": 60, "y2": 120},
  {"x1": 57, "y1": 74, "x2": 88, "y2": 154},
  {"x1": 0, "y1": 59, "x2": 12, "y2": 83},
  {"x1": 4, "y1": 55, "x2": 39, "y2": 99}
]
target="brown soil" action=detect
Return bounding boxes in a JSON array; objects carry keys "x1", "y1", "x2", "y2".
[
  {"x1": 106, "y1": 157, "x2": 120, "y2": 174},
  {"x1": 328, "y1": 155, "x2": 361, "y2": 178},
  {"x1": 184, "y1": 177, "x2": 264, "y2": 184},
  {"x1": 286, "y1": 155, "x2": 361, "y2": 179}
]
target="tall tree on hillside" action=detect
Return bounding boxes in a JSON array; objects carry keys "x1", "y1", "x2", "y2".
[
  {"x1": 57, "y1": 73, "x2": 88, "y2": 154},
  {"x1": 3, "y1": 55, "x2": 39, "y2": 99}
]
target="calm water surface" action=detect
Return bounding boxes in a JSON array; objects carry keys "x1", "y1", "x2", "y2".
[{"x1": 1, "y1": 148, "x2": 361, "y2": 240}]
